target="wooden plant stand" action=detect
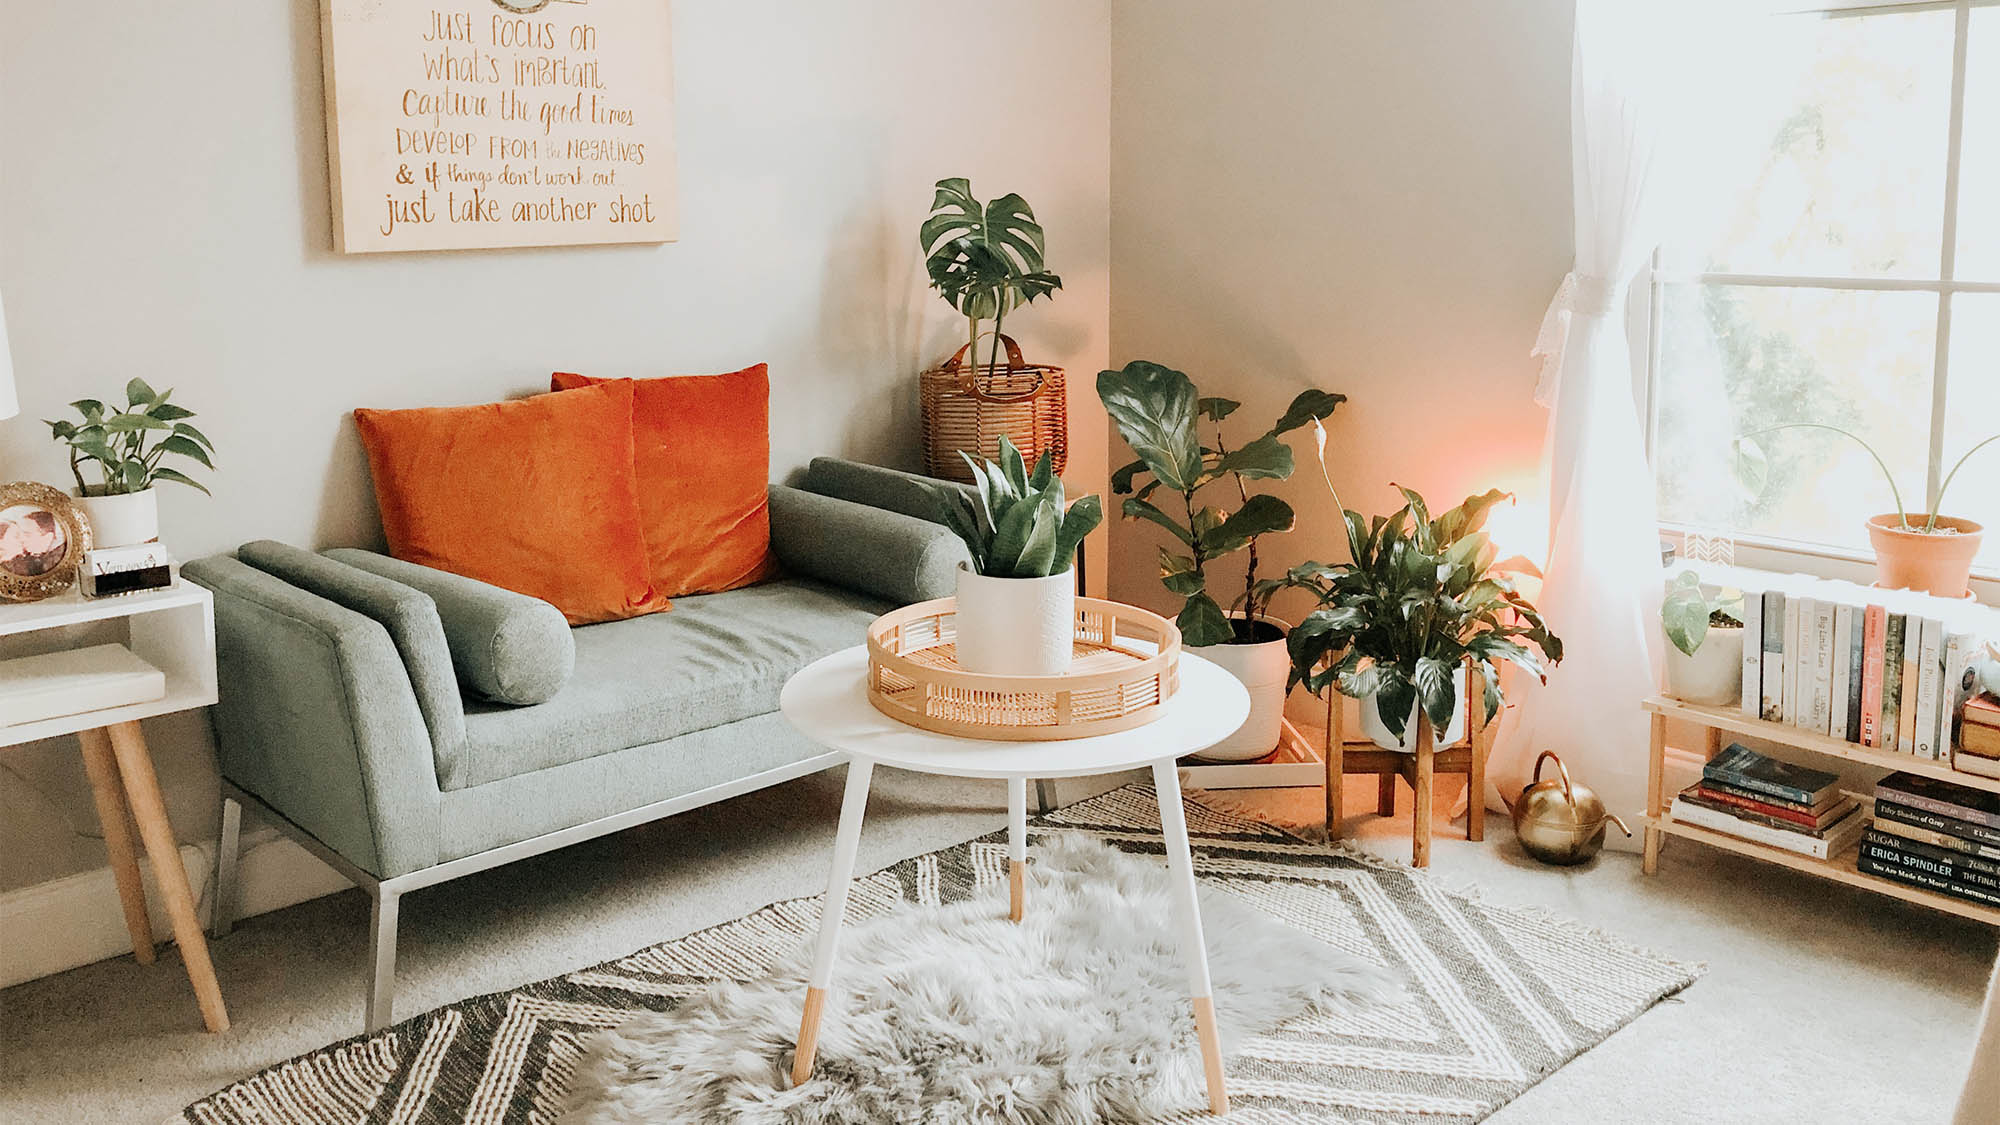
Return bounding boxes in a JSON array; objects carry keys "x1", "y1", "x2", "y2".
[
  {"x1": 1323, "y1": 661, "x2": 1492, "y2": 867},
  {"x1": 1643, "y1": 695, "x2": 2000, "y2": 927}
]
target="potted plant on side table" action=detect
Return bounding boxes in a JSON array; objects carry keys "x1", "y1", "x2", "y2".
[
  {"x1": 45, "y1": 379, "x2": 215, "y2": 547},
  {"x1": 924, "y1": 436, "x2": 1102, "y2": 676},
  {"x1": 1660, "y1": 570, "x2": 1744, "y2": 706},
  {"x1": 1735, "y1": 423, "x2": 1998, "y2": 599},
  {"x1": 1097, "y1": 359, "x2": 1345, "y2": 760}
]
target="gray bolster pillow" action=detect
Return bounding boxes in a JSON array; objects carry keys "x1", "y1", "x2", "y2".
[
  {"x1": 768, "y1": 485, "x2": 970, "y2": 605},
  {"x1": 326, "y1": 548, "x2": 574, "y2": 706}
]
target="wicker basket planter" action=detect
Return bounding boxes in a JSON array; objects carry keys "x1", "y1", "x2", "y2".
[
  {"x1": 866, "y1": 597, "x2": 1179, "y2": 740},
  {"x1": 921, "y1": 334, "x2": 1066, "y2": 483}
]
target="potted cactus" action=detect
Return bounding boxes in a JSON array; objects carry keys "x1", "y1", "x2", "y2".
[{"x1": 924, "y1": 436, "x2": 1103, "y2": 675}]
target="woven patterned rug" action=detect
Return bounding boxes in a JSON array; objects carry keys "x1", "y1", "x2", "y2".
[{"x1": 172, "y1": 784, "x2": 1700, "y2": 1124}]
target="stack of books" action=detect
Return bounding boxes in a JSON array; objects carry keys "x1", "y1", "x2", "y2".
[
  {"x1": 1958, "y1": 697, "x2": 2000, "y2": 780},
  {"x1": 1860, "y1": 772, "x2": 2000, "y2": 908},
  {"x1": 1669, "y1": 743, "x2": 1864, "y2": 859},
  {"x1": 1731, "y1": 576, "x2": 1995, "y2": 764}
]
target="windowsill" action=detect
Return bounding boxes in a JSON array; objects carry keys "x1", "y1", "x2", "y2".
[{"x1": 1662, "y1": 523, "x2": 2000, "y2": 607}]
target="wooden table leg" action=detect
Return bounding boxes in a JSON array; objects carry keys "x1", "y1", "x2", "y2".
[
  {"x1": 794, "y1": 760, "x2": 874, "y2": 1087},
  {"x1": 1324, "y1": 689, "x2": 1344, "y2": 841},
  {"x1": 1377, "y1": 772, "x2": 1397, "y2": 816},
  {"x1": 1412, "y1": 714, "x2": 1434, "y2": 868},
  {"x1": 1007, "y1": 776, "x2": 1027, "y2": 923},
  {"x1": 1151, "y1": 761, "x2": 1228, "y2": 1116},
  {"x1": 105, "y1": 721, "x2": 228, "y2": 1032},
  {"x1": 1643, "y1": 711, "x2": 1668, "y2": 876},
  {"x1": 77, "y1": 728, "x2": 154, "y2": 966},
  {"x1": 1466, "y1": 663, "x2": 1488, "y2": 842}
]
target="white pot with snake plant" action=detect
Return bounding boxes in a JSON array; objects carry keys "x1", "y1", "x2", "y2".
[
  {"x1": 1097, "y1": 359, "x2": 1347, "y2": 761},
  {"x1": 46, "y1": 379, "x2": 216, "y2": 548},
  {"x1": 1661, "y1": 571, "x2": 1744, "y2": 707},
  {"x1": 925, "y1": 437, "x2": 1103, "y2": 676}
]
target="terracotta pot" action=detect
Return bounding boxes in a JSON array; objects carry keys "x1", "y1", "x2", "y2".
[{"x1": 1867, "y1": 513, "x2": 1984, "y2": 599}]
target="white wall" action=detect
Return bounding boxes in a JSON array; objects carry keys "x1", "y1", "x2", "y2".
[
  {"x1": 1106, "y1": 0, "x2": 1572, "y2": 630},
  {"x1": 0, "y1": 0, "x2": 1110, "y2": 917}
]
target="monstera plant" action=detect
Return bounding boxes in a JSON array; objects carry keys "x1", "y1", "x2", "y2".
[{"x1": 920, "y1": 178, "x2": 1062, "y2": 378}]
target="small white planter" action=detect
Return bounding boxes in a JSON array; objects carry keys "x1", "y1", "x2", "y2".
[
  {"x1": 1188, "y1": 615, "x2": 1292, "y2": 763},
  {"x1": 953, "y1": 566, "x2": 1074, "y2": 676},
  {"x1": 1359, "y1": 665, "x2": 1469, "y2": 753},
  {"x1": 73, "y1": 488, "x2": 159, "y2": 549},
  {"x1": 1665, "y1": 626, "x2": 1744, "y2": 707}
]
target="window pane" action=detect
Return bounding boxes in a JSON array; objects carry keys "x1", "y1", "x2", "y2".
[
  {"x1": 1957, "y1": 7, "x2": 2000, "y2": 281},
  {"x1": 1655, "y1": 284, "x2": 1938, "y2": 554},
  {"x1": 1678, "y1": 8, "x2": 1953, "y2": 279},
  {"x1": 1944, "y1": 294, "x2": 2000, "y2": 571}
]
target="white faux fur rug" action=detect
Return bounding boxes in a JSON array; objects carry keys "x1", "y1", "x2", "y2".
[{"x1": 557, "y1": 834, "x2": 1401, "y2": 1124}]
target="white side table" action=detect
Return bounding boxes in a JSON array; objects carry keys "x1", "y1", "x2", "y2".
[
  {"x1": 0, "y1": 582, "x2": 227, "y2": 1032},
  {"x1": 779, "y1": 646, "x2": 1250, "y2": 1116}
]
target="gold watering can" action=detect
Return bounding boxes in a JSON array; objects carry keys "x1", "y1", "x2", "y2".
[{"x1": 1507, "y1": 751, "x2": 1631, "y2": 866}]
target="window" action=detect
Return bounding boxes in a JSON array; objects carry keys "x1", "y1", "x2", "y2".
[{"x1": 1649, "y1": 0, "x2": 2000, "y2": 576}]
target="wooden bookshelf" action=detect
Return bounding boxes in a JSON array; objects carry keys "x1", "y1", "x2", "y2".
[{"x1": 1643, "y1": 695, "x2": 2000, "y2": 927}]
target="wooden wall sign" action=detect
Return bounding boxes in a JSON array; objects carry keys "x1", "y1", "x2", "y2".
[{"x1": 320, "y1": 0, "x2": 677, "y2": 254}]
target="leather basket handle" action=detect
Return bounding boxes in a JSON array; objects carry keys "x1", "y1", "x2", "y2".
[{"x1": 942, "y1": 333, "x2": 1046, "y2": 404}]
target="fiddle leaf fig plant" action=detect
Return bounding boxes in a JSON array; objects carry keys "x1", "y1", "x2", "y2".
[
  {"x1": 925, "y1": 435, "x2": 1102, "y2": 579},
  {"x1": 920, "y1": 178, "x2": 1062, "y2": 376},
  {"x1": 1097, "y1": 360, "x2": 1345, "y2": 647},
  {"x1": 45, "y1": 378, "x2": 215, "y2": 496},
  {"x1": 1661, "y1": 570, "x2": 1744, "y2": 657}
]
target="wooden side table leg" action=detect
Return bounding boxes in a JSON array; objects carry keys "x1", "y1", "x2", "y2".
[
  {"x1": 794, "y1": 760, "x2": 874, "y2": 1087},
  {"x1": 1377, "y1": 772, "x2": 1397, "y2": 816},
  {"x1": 1324, "y1": 689, "x2": 1344, "y2": 841},
  {"x1": 1412, "y1": 714, "x2": 1434, "y2": 868},
  {"x1": 1643, "y1": 711, "x2": 1668, "y2": 876},
  {"x1": 106, "y1": 721, "x2": 228, "y2": 1033},
  {"x1": 1007, "y1": 776, "x2": 1028, "y2": 923},
  {"x1": 77, "y1": 727, "x2": 155, "y2": 966},
  {"x1": 1151, "y1": 761, "x2": 1228, "y2": 1116},
  {"x1": 1467, "y1": 662, "x2": 1488, "y2": 842}
]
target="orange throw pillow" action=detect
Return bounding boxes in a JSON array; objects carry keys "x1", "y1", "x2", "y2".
[
  {"x1": 551, "y1": 365, "x2": 777, "y2": 598},
  {"x1": 353, "y1": 380, "x2": 669, "y2": 625}
]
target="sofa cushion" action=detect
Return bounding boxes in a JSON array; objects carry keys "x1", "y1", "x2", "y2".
[
  {"x1": 352, "y1": 380, "x2": 669, "y2": 625},
  {"x1": 552, "y1": 365, "x2": 778, "y2": 599},
  {"x1": 447, "y1": 577, "x2": 884, "y2": 789},
  {"x1": 327, "y1": 549, "x2": 575, "y2": 708}
]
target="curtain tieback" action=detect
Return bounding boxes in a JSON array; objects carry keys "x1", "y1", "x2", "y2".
[{"x1": 1530, "y1": 270, "x2": 1617, "y2": 408}]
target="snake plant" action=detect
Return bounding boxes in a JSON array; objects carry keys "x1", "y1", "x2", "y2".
[{"x1": 925, "y1": 436, "x2": 1102, "y2": 579}]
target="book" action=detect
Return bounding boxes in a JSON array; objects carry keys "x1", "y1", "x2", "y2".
[
  {"x1": 1870, "y1": 816, "x2": 2000, "y2": 864},
  {"x1": 1704, "y1": 743, "x2": 1841, "y2": 805},
  {"x1": 1957, "y1": 754, "x2": 2000, "y2": 782},
  {"x1": 1701, "y1": 776, "x2": 1844, "y2": 815},
  {"x1": 1962, "y1": 697, "x2": 2000, "y2": 760},
  {"x1": 1740, "y1": 589, "x2": 1764, "y2": 719},
  {"x1": 1872, "y1": 797, "x2": 2000, "y2": 849},
  {"x1": 1860, "y1": 605, "x2": 1887, "y2": 747},
  {"x1": 1857, "y1": 843, "x2": 2000, "y2": 908},
  {"x1": 1684, "y1": 785, "x2": 1855, "y2": 833},
  {"x1": 1808, "y1": 597, "x2": 1835, "y2": 735},
  {"x1": 1671, "y1": 792, "x2": 1864, "y2": 859},
  {"x1": 1898, "y1": 613, "x2": 1923, "y2": 753},
  {"x1": 1876, "y1": 771, "x2": 2000, "y2": 831},
  {"x1": 1844, "y1": 602, "x2": 1866, "y2": 743},
  {"x1": 1863, "y1": 827, "x2": 2000, "y2": 882},
  {"x1": 1830, "y1": 602, "x2": 1854, "y2": 741},
  {"x1": 1913, "y1": 616, "x2": 1943, "y2": 760},
  {"x1": 1880, "y1": 613, "x2": 1906, "y2": 752},
  {"x1": 1783, "y1": 594, "x2": 1803, "y2": 728},
  {"x1": 1761, "y1": 590, "x2": 1786, "y2": 723},
  {"x1": 0, "y1": 644, "x2": 168, "y2": 727}
]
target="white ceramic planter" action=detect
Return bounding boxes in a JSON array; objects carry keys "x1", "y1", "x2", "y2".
[
  {"x1": 953, "y1": 566, "x2": 1074, "y2": 676},
  {"x1": 1665, "y1": 626, "x2": 1744, "y2": 707},
  {"x1": 1359, "y1": 664, "x2": 1469, "y2": 752},
  {"x1": 73, "y1": 488, "x2": 159, "y2": 549},
  {"x1": 1188, "y1": 614, "x2": 1292, "y2": 762}
]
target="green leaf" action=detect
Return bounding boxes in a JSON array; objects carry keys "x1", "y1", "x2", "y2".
[
  {"x1": 1120, "y1": 496, "x2": 1194, "y2": 545},
  {"x1": 1096, "y1": 361, "x2": 1205, "y2": 493},
  {"x1": 126, "y1": 378, "x2": 159, "y2": 407},
  {"x1": 70, "y1": 398, "x2": 105, "y2": 419},
  {"x1": 156, "y1": 434, "x2": 213, "y2": 468},
  {"x1": 1731, "y1": 436, "x2": 1771, "y2": 499},
  {"x1": 1209, "y1": 432, "x2": 1294, "y2": 482},
  {"x1": 1178, "y1": 592, "x2": 1234, "y2": 647},
  {"x1": 121, "y1": 459, "x2": 148, "y2": 492},
  {"x1": 1027, "y1": 445, "x2": 1056, "y2": 492},
  {"x1": 149, "y1": 403, "x2": 197, "y2": 421},
  {"x1": 1011, "y1": 500, "x2": 1062, "y2": 577},
  {"x1": 1414, "y1": 656, "x2": 1458, "y2": 730},
  {"x1": 1269, "y1": 388, "x2": 1346, "y2": 435},
  {"x1": 997, "y1": 434, "x2": 1032, "y2": 497},
  {"x1": 102, "y1": 412, "x2": 171, "y2": 433},
  {"x1": 929, "y1": 485, "x2": 988, "y2": 572},
  {"x1": 1160, "y1": 550, "x2": 1205, "y2": 596},
  {"x1": 987, "y1": 491, "x2": 1048, "y2": 575},
  {"x1": 1196, "y1": 396, "x2": 1240, "y2": 422},
  {"x1": 46, "y1": 419, "x2": 77, "y2": 440},
  {"x1": 920, "y1": 179, "x2": 1060, "y2": 322},
  {"x1": 1392, "y1": 485, "x2": 1435, "y2": 553},
  {"x1": 1198, "y1": 493, "x2": 1295, "y2": 555},
  {"x1": 1109, "y1": 457, "x2": 1147, "y2": 495},
  {"x1": 151, "y1": 466, "x2": 211, "y2": 496},
  {"x1": 1051, "y1": 494, "x2": 1103, "y2": 571},
  {"x1": 1431, "y1": 489, "x2": 1512, "y2": 546},
  {"x1": 1372, "y1": 672, "x2": 1418, "y2": 740},
  {"x1": 1660, "y1": 573, "x2": 1713, "y2": 657}
]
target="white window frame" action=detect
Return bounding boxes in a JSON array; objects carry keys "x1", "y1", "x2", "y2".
[{"x1": 1641, "y1": 0, "x2": 2000, "y2": 603}]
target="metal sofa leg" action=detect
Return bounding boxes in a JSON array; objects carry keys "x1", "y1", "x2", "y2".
[
  {"x1": 1033, "y1": 779, "x2": 1057, "y2": 814},
  {"x1": 366, "y1": 888, "x2": 400, "y2": 1033},
  {"x1": 210, "y1": 796, "x2": 243, "y2": 938}
]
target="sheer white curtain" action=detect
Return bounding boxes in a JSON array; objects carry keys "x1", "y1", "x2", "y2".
[{"x1": 1491, "y1": 0, "x2": 1785, "y2": 840}]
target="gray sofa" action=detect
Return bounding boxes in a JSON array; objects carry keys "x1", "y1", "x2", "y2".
[{"x1": 183, "y1": 458, "x2": 969, "y2": 1031}]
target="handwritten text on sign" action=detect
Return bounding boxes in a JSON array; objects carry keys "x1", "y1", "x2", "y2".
[{"x1": 321, "y1": 0, "x2": 677, "y2": 253}]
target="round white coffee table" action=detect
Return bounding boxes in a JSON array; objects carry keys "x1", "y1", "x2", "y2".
[{"x1": 778, "y1": 644, "x2": 1251, "y2": 1116}]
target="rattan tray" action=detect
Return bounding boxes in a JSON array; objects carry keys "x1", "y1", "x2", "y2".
[{"x1": 865, "y1": 597, "x2": 1180, "y2": 740}]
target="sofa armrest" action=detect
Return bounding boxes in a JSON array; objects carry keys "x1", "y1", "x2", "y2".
[
  {"x1": 183, "y1": 555, "x2": 442, "y2": 879},
  {"x1": 801, "y1": 457, "x2": 971, "y2": 524},
  {"x1": 768, "y1": 485, "x2": 970, "y2": 604}
]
